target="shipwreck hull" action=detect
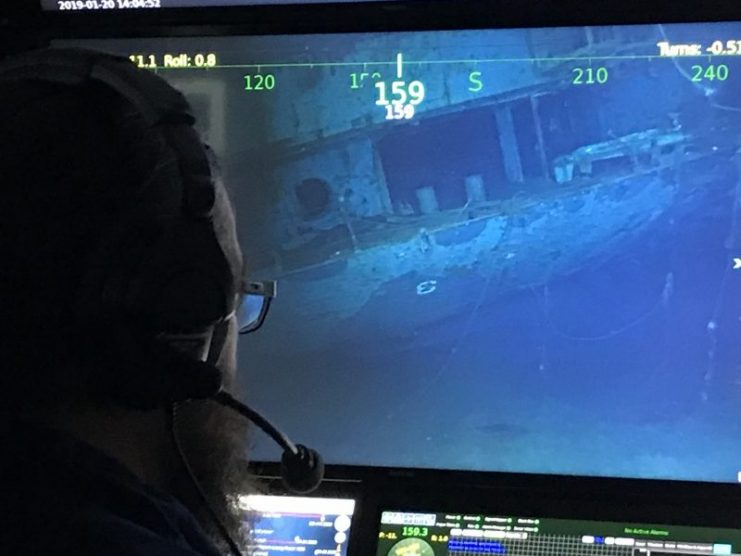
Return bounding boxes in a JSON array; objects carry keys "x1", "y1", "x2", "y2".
[{"x1": 253, "y1": 166, "x2": 692, "y2": 351}]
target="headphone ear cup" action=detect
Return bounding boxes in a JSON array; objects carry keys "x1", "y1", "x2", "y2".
[
  {"x1": 124, "y1": 217, "x2": 235, "y2": 331},
  {"x1": 69, "y1": 217, "x2": 230, "y2": 409},
  {"x1": 95, "y1": 326, "x2": 223, "y2": 410}
]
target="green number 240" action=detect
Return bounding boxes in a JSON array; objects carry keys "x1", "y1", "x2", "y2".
[{"x1": 691, "y1": 64, "x2": 729, "y2": 82}]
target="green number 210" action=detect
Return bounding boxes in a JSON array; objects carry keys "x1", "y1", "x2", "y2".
[{"x1": 572, "y1": 67, "x2": 608, "y2": 85}]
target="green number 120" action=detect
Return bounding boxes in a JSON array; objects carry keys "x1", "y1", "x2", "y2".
[{"x1": 244, "y1": 74, "x2": 276, "y2": 91}]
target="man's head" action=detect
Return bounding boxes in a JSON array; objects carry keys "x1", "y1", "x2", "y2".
[{"x1": 0, "y1": 48, "x2": 252, "y2": 545}]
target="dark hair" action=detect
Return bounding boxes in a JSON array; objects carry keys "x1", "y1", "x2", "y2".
[{"x1": 0, "y1": 78, "x2": 169, "y2": 412}]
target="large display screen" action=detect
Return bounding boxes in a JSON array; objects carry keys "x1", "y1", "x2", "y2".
[
  {"x1": 376, "y1": 510, "x2": 741, "y2": 556},
  {"x1": 60, "y1": 21, "x2": 741, "y2": 482}
]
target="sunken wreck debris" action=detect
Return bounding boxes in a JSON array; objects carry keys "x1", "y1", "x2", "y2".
[{"x1": 235, "y1": 26, "x2": 739, "y2": 346}]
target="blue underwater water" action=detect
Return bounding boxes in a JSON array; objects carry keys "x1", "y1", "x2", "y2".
[
  {"x1": 67, "y1": 22, "x2": 741, "y2": 482},
  {"x1": 234, "y1": 24, "x2": 741, "y2": 481},
  {"x1": 242, "y1": 161, "x2": 741, "y2": 481}
]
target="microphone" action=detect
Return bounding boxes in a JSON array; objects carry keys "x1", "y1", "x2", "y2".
[
  {"x1": 212, "y1": 390, "x2": 324, "y2": 493},
  {"x1": 281, "y1": 444, "x2": 325, "y2": 494}
]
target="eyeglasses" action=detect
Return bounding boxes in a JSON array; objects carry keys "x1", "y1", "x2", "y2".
[{"x1": 236, "y1": 280, "x2": 276, "y2": 335}]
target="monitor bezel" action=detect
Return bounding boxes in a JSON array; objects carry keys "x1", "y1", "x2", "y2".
[
  {"x1": 7, "y1": 0, "x2": 741, "y2": 43},
  {"x1": 6, "y1": 0, "x2": 741, "y2": 514}
]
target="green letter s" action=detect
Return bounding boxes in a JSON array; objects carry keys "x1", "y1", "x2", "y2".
[{"x1": 469, "y1": 71, "x2": 483, "y2": 92}]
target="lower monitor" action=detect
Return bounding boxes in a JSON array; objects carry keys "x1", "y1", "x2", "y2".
[
  {"x1": 376, "y1": 510, "x2": 741, "y2": 556},
  {"x1": 241, "y1": 495, "x2": 356, "y2": 556}
]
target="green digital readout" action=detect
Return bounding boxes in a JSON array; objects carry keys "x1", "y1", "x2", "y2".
[{"x1": 402, "y1": 526, "x2": 429, "y2": 537}]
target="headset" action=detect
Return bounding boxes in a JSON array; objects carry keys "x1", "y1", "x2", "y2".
[{"x1": 0, "y1": 48, "x2": 323, "y2": 555}]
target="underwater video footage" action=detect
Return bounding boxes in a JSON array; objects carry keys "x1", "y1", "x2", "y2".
[{"x1": 65, "y1": 21, "x2": 741, "y2": 481}]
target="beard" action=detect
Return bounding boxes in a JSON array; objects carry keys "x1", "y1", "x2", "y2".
[
  {"x1": 171, "y1": 394, "x2": 257, "y2": 552},
  {"x1": 165, "y1": 323, "x2": 259, "y2": 552}
]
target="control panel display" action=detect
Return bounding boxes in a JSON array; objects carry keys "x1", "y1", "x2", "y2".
[
  {"x1": 241, "y1": 495, "x2": 356, "y2": 556},
  {"x1": 376, "y1": 511, "x2": 741, "y2": 556}
]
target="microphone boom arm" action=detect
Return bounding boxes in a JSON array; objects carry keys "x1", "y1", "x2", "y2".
[{"x1": 213, "y1": 390, "x2": 298, "y2": 456}]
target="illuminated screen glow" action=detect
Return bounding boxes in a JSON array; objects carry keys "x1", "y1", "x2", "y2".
[
  {"x1": 376, "y1": 510, "x2": 741, "y2": 556},
  {"x1": 240, "y1": 495, "x2": 355, "y2": 555},
  {"x1": 60, "y1": 21, "x2": 741, "y2": 482}
]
